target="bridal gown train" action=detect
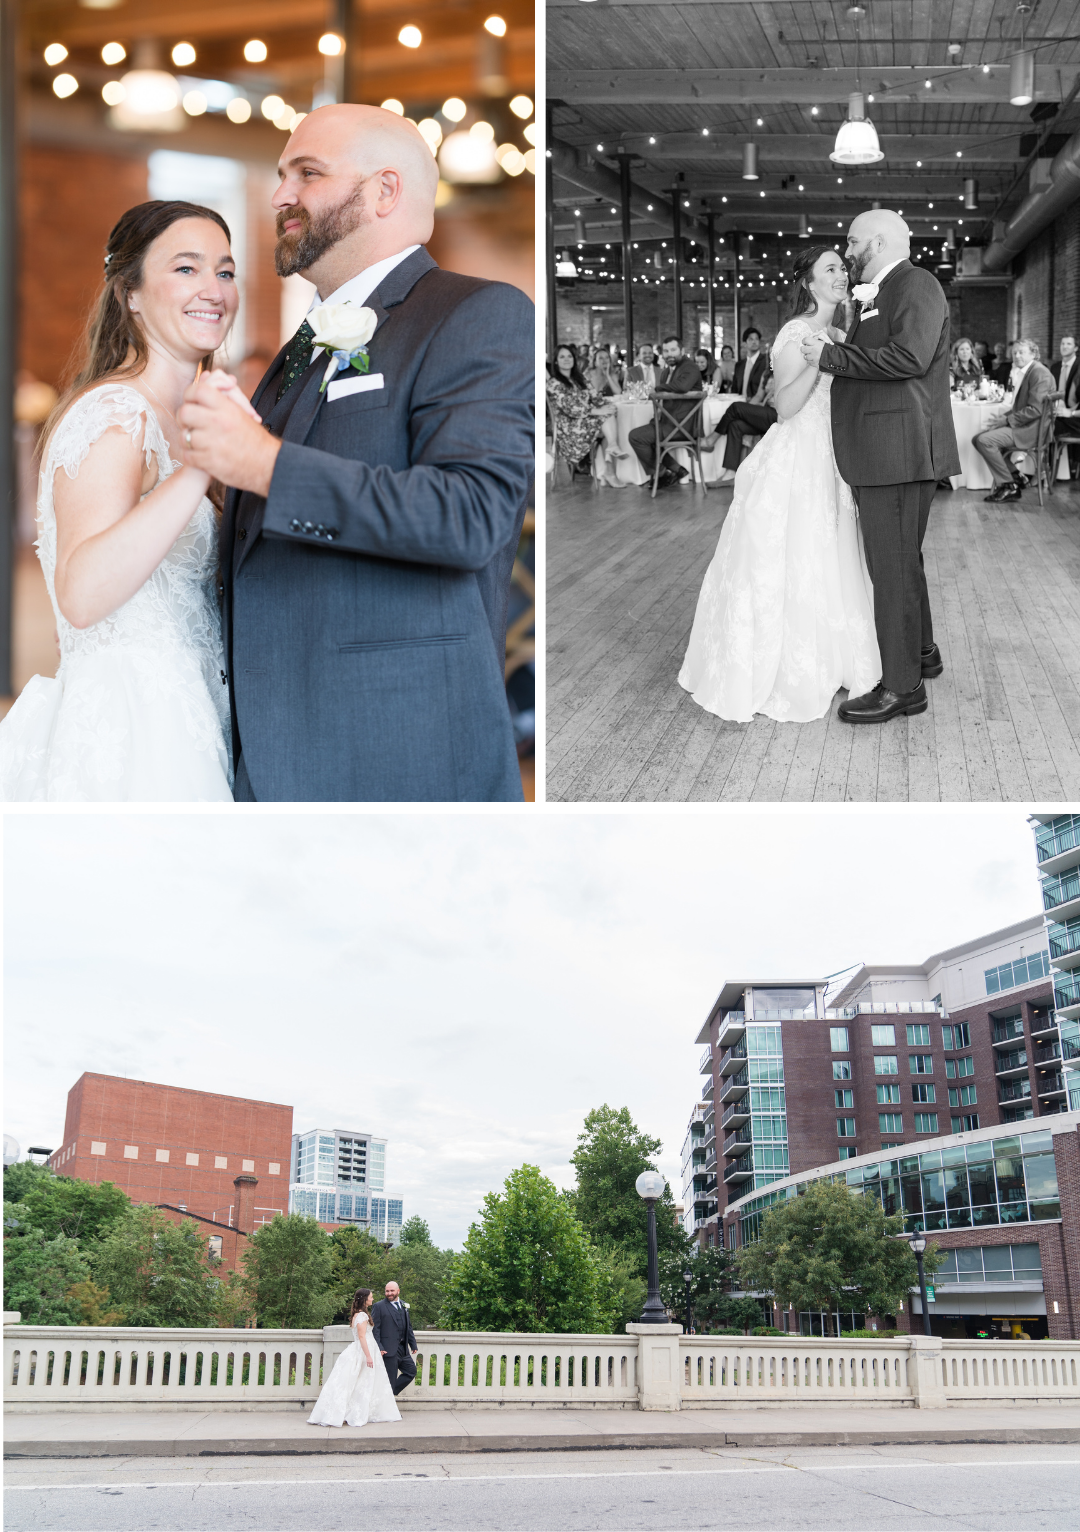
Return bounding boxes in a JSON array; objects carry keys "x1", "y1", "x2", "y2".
[
  {"x1": 308, "y1": 1312, "x2": 402, "y2": 1427},
  {"x1": 678, "y1": 318, "x2": 881, "y2": 723},
  {"x1": 0, "y1": 384, "x2": 233, "y2": 801}
]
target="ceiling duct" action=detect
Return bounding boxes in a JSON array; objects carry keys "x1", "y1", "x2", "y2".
[{"x1": 982, "y1": 124, "x2": 1080, "y2": 270}]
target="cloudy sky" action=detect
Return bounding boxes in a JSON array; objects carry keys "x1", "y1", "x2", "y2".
[{"x1": 5, "y1": 807, "x2": 1045, "y2": 1247}]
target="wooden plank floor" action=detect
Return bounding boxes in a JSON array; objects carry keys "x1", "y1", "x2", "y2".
[{"x1": 546, "y1": 473, "x2": 1080, "y2": 802}]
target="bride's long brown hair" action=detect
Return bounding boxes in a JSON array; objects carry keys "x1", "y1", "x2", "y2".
[
  {"x1": 42, "y1": 200, "x2": 233, "y2": 454},
  {"x1": 348, "y1": 1288, "x2": 374, "y2": 1322},
  {"x1": 788, "y1": 243, "x2": 849, "y2": 327}
]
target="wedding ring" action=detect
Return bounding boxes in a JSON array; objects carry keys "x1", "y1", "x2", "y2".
[{"x1": 184, "y1": 430, "x2": 192, "y2": 446}]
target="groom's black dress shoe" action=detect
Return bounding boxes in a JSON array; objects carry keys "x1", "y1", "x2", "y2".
[
  {"x1": 985, "y1": 483, "x2": 1021, "y2": 502},
  {"x1": 921, "y1": 643, "x2": 944, "y2": 679},
  {"x1": 838, "y1": 681, "x2": 928, "y2": 724}
]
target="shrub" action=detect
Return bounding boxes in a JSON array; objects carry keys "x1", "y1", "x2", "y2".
[{"x1": 751, "y1": 1325, "x2": 785, "y2": 1335}]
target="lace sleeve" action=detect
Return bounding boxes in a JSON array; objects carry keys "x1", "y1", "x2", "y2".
[
  {"x1": 770, "y1": 319, "x2": 815, "y2": 366},
  {"x1": 46, "y1": 384, "x2": 165, "y2": 485}
]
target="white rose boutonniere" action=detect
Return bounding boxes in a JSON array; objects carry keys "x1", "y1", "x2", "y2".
[
  {"x1": 851, "y1": 282, "x2": 880, "y2": 309},
  {"x1": 308, "y1": 301, "x2": 379, "y2": 393}
]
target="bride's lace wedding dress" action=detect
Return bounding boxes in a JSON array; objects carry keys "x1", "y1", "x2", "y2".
[
  {"x1": 0, "y1": 384, "x2": 232, "y2": 801},
  {"x1": 308, "y1": 1311, "x2": 402, "y2": 1428},
  {"x1": 678, "y1": 318, "x2": 881, "y2": 723}
]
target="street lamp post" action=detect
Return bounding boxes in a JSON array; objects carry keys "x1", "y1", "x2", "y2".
[
  {"x1": 635, "y1": 1170, "x2": 669, "y2": 1324},
  {"x1": 682, "y1": 1268, "x2": 694, "y2": 1334},
  {"x1": 909, "y1": 1233, "x2": 932, "y2": 1337}
]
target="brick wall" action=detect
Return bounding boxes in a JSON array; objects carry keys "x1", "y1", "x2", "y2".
[
  {"x1": 49, "y1": 1073, "x2": 292, "y2": 1227},
  {"x1": 948, "y1": 284, "x2": 1009, "y2": 350},
  {"x1": 1010, "y1": 199, "x2": 1080, "y2": 355},
  {"x1": 20, "y1": 145, "x2": 149, "y2": 390},
  {"x1": 427, "y1": 176, "x2": 534, "y2": 300}
]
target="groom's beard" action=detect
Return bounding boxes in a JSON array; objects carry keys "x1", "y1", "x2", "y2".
[
  {"x1": 849, "y1": 250, "x2": 870, "y2": 284},
  {"x1": 274, "y1": 184, "x2": 368, "y2": 278}
]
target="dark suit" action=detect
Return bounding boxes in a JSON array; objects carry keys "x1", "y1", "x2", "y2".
[
  {"x1": 731, "y1": 352, "x2": 769, "y2": 400},
  {"x1": 222, "y1": 247, "x2": 534, "y2": 803},
  {"x1": 370, "y1": 1297, "x2": 418, "y2": 1396},
  {"x1": 1052, "y1": 355, "x2": 1080, "y2": 475},
  {"x1": 628, "y1": 355, "x2": 702, "y2": 476},
  {"x1": 972, "y1": 361, "x2": 1055, "y2": 485},
  {"x1": 818, "y1": 260, "x2": 960, "y2": 695}
]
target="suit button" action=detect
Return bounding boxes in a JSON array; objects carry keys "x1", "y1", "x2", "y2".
[
  {"x1": 303, "y1": 521, "x2": 314, "y2": 532},
  {"x1": 238, "y1": 528, "x2": 247, "y2": 540},
  {"x1": 289, "y1": 518, "x2": 301, "y2": 531}
]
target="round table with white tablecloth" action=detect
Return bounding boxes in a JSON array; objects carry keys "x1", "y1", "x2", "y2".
[
  {"x1": 609, "y1": 393, "x2": 745, "y2": 486},
  {"x1": 950, "y1": 395, "x2": 1069, "y2": 490}
]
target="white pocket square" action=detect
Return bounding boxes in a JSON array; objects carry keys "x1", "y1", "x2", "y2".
[
  {"x1": 859, "y1": 308, "x2": 879, "y2": 319},
  {"x1": 327, "y1": 372, "x2": 385, "y2": 401}
]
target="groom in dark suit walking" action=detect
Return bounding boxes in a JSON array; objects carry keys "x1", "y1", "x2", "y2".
[
  {"x1": 371, "y1": 1280, "x2": 418, "y2": 1396},
  {"x1": 178, "y1": 105, "x2": 533, "y2": 801},
  {"x1": 801, "y1": 209, "x2": 959, "y2": 724}
]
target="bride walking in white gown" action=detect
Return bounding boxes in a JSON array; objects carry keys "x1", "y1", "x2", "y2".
[
  {"x1": 678, "y1": 246, "x2": 881, "y2": 723},
  {"x1": 0, "y1": 199, "x2": 253, "y2": 801},
  {"x1": 308, "y1": 1288, "x2": 402, "y2": 1428}
]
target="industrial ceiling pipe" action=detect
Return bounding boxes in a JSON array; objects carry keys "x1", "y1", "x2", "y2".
[
  {"x1": 982, "y1": 124, "x2": 1080, "y2": 271},
  {"x1": 549, "y1": 134, "x2": 712, "y2": 243}
]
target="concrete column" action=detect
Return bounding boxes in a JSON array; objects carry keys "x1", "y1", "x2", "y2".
[
  {"x1": 907, "y1": 1334, "x2": 947, "y2": 1408},
  {"x1": 233, "y1": 1174, "x2": 258, "y2": 1235},
  {"x1": 627, "y1": 1322, "x2": 683, "y2": 1411}
]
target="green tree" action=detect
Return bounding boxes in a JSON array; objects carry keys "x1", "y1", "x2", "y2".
[
  {"x1": 240, "y1": 1214, "x2": 338, "y2": 1328},
  {"x1": 593, "y1": 1245, "x2": 647, "y2": 1334},
  {"x1": 398, "y1": 1215, "x2": 433, "y2": 1247},
  {"x1": 91, "y1": 1205, "x2": 219, "y2": 1327},
  {"x1": 570, "y1": 1105, "x2": 690, "y2": 1278},
  {"x1": 66, "y1": 1280, "x2": 127, "y2": 1326},
  {"x1": 330, "y1": 1227, "x2": 455, "y2": 1330},
  {"x1": 441, "y1": 1164, "x2": 618, "y2": 1334},
  {"x1": 3, "y1": 1163, "x2": 130, "y2": 1244},
  {"x1": 3, "y1": 1219, "x2": 90, "y2": 1324},
  {"x1": 734, "y1": 1180, "x2": 943, "y2": 1330}
]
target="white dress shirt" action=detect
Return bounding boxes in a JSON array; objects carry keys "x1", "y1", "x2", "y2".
[{"x1": 310, "y1": 245, "x2": 422, "y2": 312}]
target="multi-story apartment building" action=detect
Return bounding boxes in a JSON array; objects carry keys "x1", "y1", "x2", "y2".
[
  {"x1": 691, "y1": 917, "x2": 1065, "y2": 1248},
  {"x1": 679, "y1": 1103, "x2": 712, "y2": 1237},
  {"x1": 1033, "y1": 812, "x2": 1080, "y2": 1099},
  {"x1": 289, "y1": 1127, "x2": 403, "y2": 1242}
]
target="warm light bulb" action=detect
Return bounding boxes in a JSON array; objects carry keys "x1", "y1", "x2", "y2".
[
  {"x1": 318, "y1": 33, "x2": 343, "y2": 56},
  {"x1": 101, "y1": 80, "x2": 125, "y2": 105},
  {"x1": 398, "y1": 25, "x2": 422, "y2": 48},
  {"x1": 509, "y1": 94, "x2": 533, "y2": 119},
  {"x1": 523, "y1": 121, "x2": 536, "y2": 145},
  {"x1": 52, "y1": 73, "x2": 78, "y2": 98},
  {"x1": 381, "y1": 98, "x2": 404, "y2": 115},
  {"x1": 484, "y1": 15, "x2": 507, "y2": 36},
  {"x1": 261, "y1": 94, "x2": 285, "y2": 120},
  {"x1": 226, "y1": 97, "x2": 252, "y2": 122},
  {"x1": 496, "y1": 143, "x2": 525, "y2": 175},
  {"x1": 243, "y1": 40, "x2": 267, "y2": 63},
  {"x1": 171, "y1": 43, "x2": 196, "y2": 67},
  {"x1": 44, "y1": 43, "x2": 68, "y2": 66},
  {"x1": 101, "y1": 42, "x2": 126, "y2": 66},
  {"x1": 182, "y1": 90, "x2": 207, "y2": 116},
  {"x1": 470, "y1": 120, "x2": 495, "y2": 142},
  {"x1": 417, "y1": 118, "x2": 443, "y2": 153},
  {"x1": 442, "y1": 97, "x2": 467, "y2": 121}
]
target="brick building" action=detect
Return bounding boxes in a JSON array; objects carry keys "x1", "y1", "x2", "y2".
[
  {"x1": 48, "y1": 1073, "x2": 293, "y2": 1231},
  {"x1": 723, "y1": 1112, "x2": 1080, "y2": 1342}
]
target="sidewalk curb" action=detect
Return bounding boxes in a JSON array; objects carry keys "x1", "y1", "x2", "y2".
[{"x1": 7, "y1": 1425, "x2": 1080, "y2": 1458}]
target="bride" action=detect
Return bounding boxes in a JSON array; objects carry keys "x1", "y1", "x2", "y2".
[
  {"x1": 308, "y1": 1287, "x2": 402, "y2": 1428},
  {"x1": 678, "y1": 246, "x2": 881, "y2": 723},
  {"x1": 0, "y1": 199, "x2": 256, "y2": 801}
]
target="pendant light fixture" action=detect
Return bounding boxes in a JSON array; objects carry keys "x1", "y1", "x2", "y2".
[
  {"x1": 963, "y1": 177, "x2": 979, "y2": 210},
  {"x1": 798, "y1": 213, "x2": 809, "y2": 239},
  {"x1": 742, "y1": 140, "x2": 759, "y2": 180},
  {"x1": 830, "y1": 23, "x2": 883, "y2": 165},
  {"x1": 1010, "y1": 50, "x2": 1034, "y2": 105}
]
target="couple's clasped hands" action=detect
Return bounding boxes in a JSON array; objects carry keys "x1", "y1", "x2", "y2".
[{"x1": 177, "y1": 369, "x2": 282, "y2": 498}]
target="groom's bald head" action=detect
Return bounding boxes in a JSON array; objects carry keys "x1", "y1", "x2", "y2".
[
  {"x1": 273, "y1": 104, "x2": 439, "y2": 292},
  {"x1": 845, "y1": 209, "x2": 911, "y2": 283}
]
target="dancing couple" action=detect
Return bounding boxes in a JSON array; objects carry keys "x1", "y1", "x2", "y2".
[{"x1": 679, "y1": 209, "x2": 960, "y2": 725}]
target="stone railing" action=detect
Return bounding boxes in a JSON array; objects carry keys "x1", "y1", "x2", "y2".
[{"x1": 5, "y1": 1318, "x2": 1079, "y2": 1412}]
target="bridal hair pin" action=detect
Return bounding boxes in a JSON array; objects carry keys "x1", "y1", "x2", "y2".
[{"x1": 104, "y1": 253, "x2": 114, "y2": 268}]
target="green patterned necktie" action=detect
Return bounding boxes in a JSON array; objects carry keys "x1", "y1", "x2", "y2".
[{"x1": 276, "y1": 319, "x2": 315, "y2": 403}]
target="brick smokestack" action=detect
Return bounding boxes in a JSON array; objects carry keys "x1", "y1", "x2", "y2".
[{"x1": 233, "y1": 1174, "x2": 258, "y2": 1235}]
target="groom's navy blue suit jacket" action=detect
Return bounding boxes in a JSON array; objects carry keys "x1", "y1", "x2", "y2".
[
  {"x1": 371, "y1": 1298, "x2": 417, "y2": 1358},
  {"x1": 817, "y1": 259, "x2": 960, "y2": 486},
  {"x1": 221, "y1": 247, "x2": 534, "y2": 802}
]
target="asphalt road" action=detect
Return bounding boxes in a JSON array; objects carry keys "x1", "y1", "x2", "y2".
[{"x1": 5, "y1": 1444, "x2": 1080, "y2": 1531}]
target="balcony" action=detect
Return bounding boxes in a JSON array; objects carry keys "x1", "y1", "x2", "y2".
[
  {"x1": 1034, "y1": 1041, "x2": 1063, "y2": 1066},
  {"x1": 991, "y1": 1018, "x2": 1025, "y2": 1045},
  {"x1": 998, "y1": 1078, "x2": 1033, "y2": 1104},
  {"x1": 721, "y1": 1099, "x2": 752, "y2": 1130},
  {"x1": 1064, "y1": 1036, "x2": 1080, "y2": 1063},
  {"x1": 723, "y1": 1125, "x2": 753, "y2": 1156},
  {"x1": 1028, "y1": 1008, "x2": 1059, "y2": 1041},
  {"x1": 703, "y1": 1077, "x2": 715, "y2": 1100},
  {"x1": 724, "y1": 1151, "x2": 755, "y2": 1184},
  {"x1": 718, "y1": 1066, "x2": 750, "y2": 1104},
  {"x1": 1036, "y1": 1071, "x2": 1067, "y2": 1098},
  {"x1": 718, "y1": 1040, "x2": 748, "y2": 1076},
  {"x1": 699, "y1": 1045, "x2": 713, "y2": 1075},
  {"x1": 716, "y1": 1011, "x2": 747, "y2": 1049},
  {"x1": 704, "y1": 1144, "x2": 717, "y2": 1172},
  {"x1": 1048, "y1": 918, "x2": 1080, "y2": 971},
  {"x1": 1040, "y1": 868, "x2": 1080, "y2": 921},
  {"x1": 994, "y1": 1048, "x2": 1029, "y2": 1077},
  {"x1": 1034, "y1": 816, "x2": 1080, "y2": 872},
  {"x1": 1053, "y1": 972, "x2": 1080, "y2": 1016}
]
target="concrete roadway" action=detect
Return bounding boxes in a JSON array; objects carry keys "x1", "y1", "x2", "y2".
[{"x1": 5, "y1": 1443, "x2": 1080, "y2": 1531}]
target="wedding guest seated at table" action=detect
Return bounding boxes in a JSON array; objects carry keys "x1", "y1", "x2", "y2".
[
  {"x1": 716, "y1": 344, "x2": 736, "y2": 391},
  {"x1": 973, "y1": 340, "x2": 990, "y2": 368},
  {"x1": 693, "y1": 348, "x2": 718, "y2": 386},
  {"x1": 627, "y1": 335, "x2": 703, "y2": 491},
  {"x1": 701, "y1": 371, "x2": 778, "y2": 483},
  {"x1": 972, "y1": 337, "x2": 1055, "y2": 502},
  {"x1": 731, "y1": 327, "x2": 769, "y2": 397},
  {"x1": 585, "y1": 345, "x2": 622, "y2": 396},
  {"x1": 547, "y1": 343, "x2": 628, "y2": 488},
  {"x1": 1052, "y1": 335, "x2": 1080, "y2": 478},
  {"x1": 625, "y1": 343, "x2": 659, "y2": 391},
  {"x1": 989, "y1": 341, "x2": 1013, "y2": 386},
  {"x1": 950, "y1": 336, "x2": 983, "y2": 389}
]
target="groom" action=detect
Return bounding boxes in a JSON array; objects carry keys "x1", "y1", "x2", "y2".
[
  {"x1": 178, "y1": 105, "x2": 534, "y2": 800},
  {"x1": 800, "y1": 210, "x2": 959, "y2": 725},
  {"x1": 371, "y1": 1281, "x2": 418, "y2": 1396}
]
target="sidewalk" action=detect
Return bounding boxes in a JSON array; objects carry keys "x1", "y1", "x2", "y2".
[{"x1": 6, "y1": 1404, "x2": 1080, "y2": 1457}]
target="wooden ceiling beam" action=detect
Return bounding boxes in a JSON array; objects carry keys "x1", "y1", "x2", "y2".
[
  {"x1": 564, "y1": 133, "x2": 1026, "y2": 165},
  {"x1": 548, "y1": 67, "x2": 1075, "y2": 107}
]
